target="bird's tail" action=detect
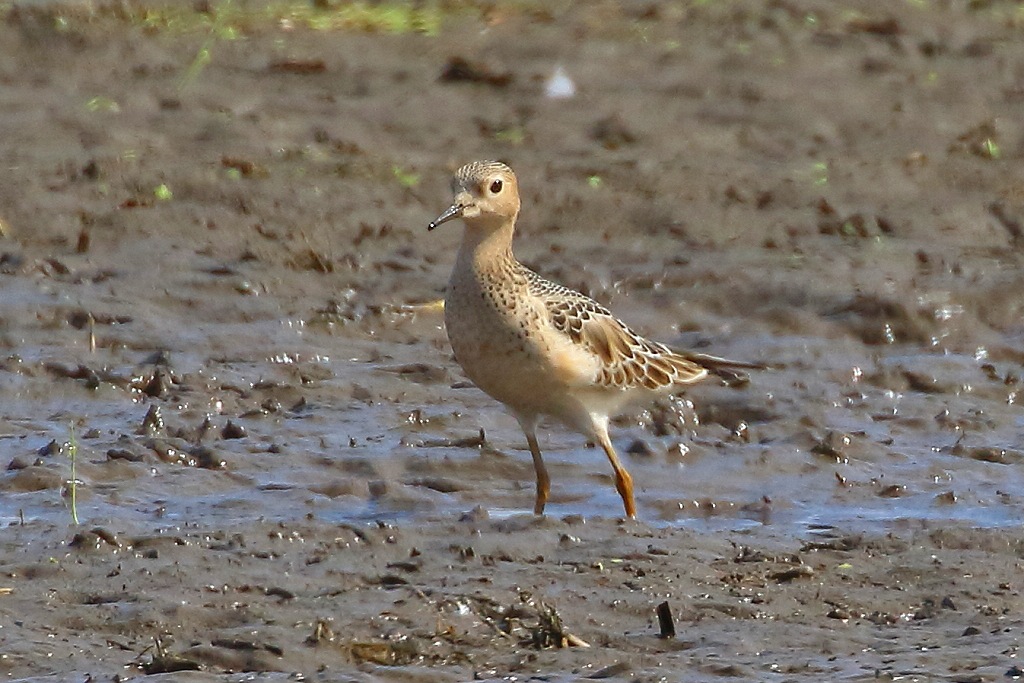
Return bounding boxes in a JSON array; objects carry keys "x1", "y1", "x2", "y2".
[{"x1": 671, "y1": 349, "x2": 773, "y2": 387}]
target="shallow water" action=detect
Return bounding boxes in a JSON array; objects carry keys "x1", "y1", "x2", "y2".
[{"x1": 5, "y1": 309, "x2": 1021, "y2": 539}]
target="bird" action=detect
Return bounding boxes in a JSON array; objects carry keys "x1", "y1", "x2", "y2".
[{"x1": 428, "y1": 160, "x2": 758, "y2": 518}]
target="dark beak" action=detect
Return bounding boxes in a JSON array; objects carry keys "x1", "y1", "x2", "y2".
[{"x1": 427, "y1": 203, "x2": 463, "y2": 231}]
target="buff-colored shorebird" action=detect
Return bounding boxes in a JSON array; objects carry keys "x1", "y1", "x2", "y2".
[{"x1": 429, "y1": 161, "x2": 757, "y2": 518}]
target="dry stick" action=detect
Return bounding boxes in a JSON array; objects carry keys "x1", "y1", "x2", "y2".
[
  {"x1": 565, "y1": 632, "x2": 591, "y2": 648},
  {"x1": 656, "y1": 601, "x2": 675, "y2": 638}
]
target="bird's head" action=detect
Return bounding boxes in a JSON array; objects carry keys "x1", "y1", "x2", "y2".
[{"x1": 428, "y1": 160, "x2": 520, "y2": 232}]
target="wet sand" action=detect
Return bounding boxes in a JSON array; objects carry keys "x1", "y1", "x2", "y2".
[{"x1": 2, "y1": 1, "x2": 1024, "y2": 680}]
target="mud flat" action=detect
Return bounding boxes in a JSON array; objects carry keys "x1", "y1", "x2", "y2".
[{"x1": 1, "y1": 1, "x2": 1023, "y2": 680}]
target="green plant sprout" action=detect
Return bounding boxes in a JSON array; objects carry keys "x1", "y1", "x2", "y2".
[
  {"x1": 85, "y1": 96, "x2": 120, "y2": 113},
  {"x1": 2, "y1": 0, "x2": 447, "y2": 36},
  {"x1": 811, "y1": 161, "x2": 829, "y2": 186},
  {"x1": 172, "y1": 0, "x2": 443, "y2": 88},
  {"x1": 66, "y1": 424, "x2": 80, "y2": 525},
  {"x1": 393, "y1": 166, "x2": 420, "y2": 189},
  {"x1": 982, "y1": 138, "x2": 1000, "y2": 159},
  {"x1": 179, "y1": 0, "x2": 239, "y2": 89},
  {"x1": 495, "y1": 127, "x2": 525, "y2": 145}
]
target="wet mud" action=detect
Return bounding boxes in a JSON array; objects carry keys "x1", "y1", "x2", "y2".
[{"x1": 1, "y1": 1, "x2": 1024, "y2": 681}]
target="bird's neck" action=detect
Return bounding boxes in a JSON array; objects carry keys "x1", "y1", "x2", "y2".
[{"x1": 455, "y1": 219, "x2": 518, "y2": 277}]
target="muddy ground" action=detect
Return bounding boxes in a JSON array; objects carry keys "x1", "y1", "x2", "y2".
[{"x1": 1, "y1": 0, "x2": 1024, "y2": 680}]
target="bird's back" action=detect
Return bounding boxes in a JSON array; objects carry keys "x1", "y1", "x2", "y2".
[{"x1": 522, "y1": 267, "x2": 709, "y2": 392}]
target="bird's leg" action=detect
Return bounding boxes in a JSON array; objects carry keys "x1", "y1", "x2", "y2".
[
  {"x1": 522, "y1": 426, "x2": 550, "y2": 515},
  {"x1": 593, "y1": 421, "x2": 636, "y2": 519}
]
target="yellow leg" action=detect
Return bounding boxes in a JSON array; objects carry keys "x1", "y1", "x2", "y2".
[
  {"x1": 524, "y1": 429, "x2": 550, "y2": 515},
  {"x1": 594, "y1": 423, "x2": 636, "y2": 519}
]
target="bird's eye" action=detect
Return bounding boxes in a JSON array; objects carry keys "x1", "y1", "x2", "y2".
[{"x1": 489, "y1": 179, "x2": 503, "y2": 194}]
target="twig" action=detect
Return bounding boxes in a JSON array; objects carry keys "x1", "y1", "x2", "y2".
[{"x1": 656, "y1": 601, "x2": 675, "y2": 638}]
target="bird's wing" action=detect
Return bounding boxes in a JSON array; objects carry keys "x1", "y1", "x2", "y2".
[{"x1": 525, "y1": 270, "x2": 708, "y2": 390}]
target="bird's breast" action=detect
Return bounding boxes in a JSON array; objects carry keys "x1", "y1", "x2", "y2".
[{"x1": 445, "y1": 273, "x2": 573, "y2": 407}]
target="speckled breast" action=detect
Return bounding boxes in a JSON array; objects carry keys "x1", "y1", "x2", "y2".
[{"x1": 444, "y1": 275, "x2": 556, "y2": 412}]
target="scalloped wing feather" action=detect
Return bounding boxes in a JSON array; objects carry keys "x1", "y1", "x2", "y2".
[{"x1": 528, "y1": 271, "x2": 708, "y2": 390}]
